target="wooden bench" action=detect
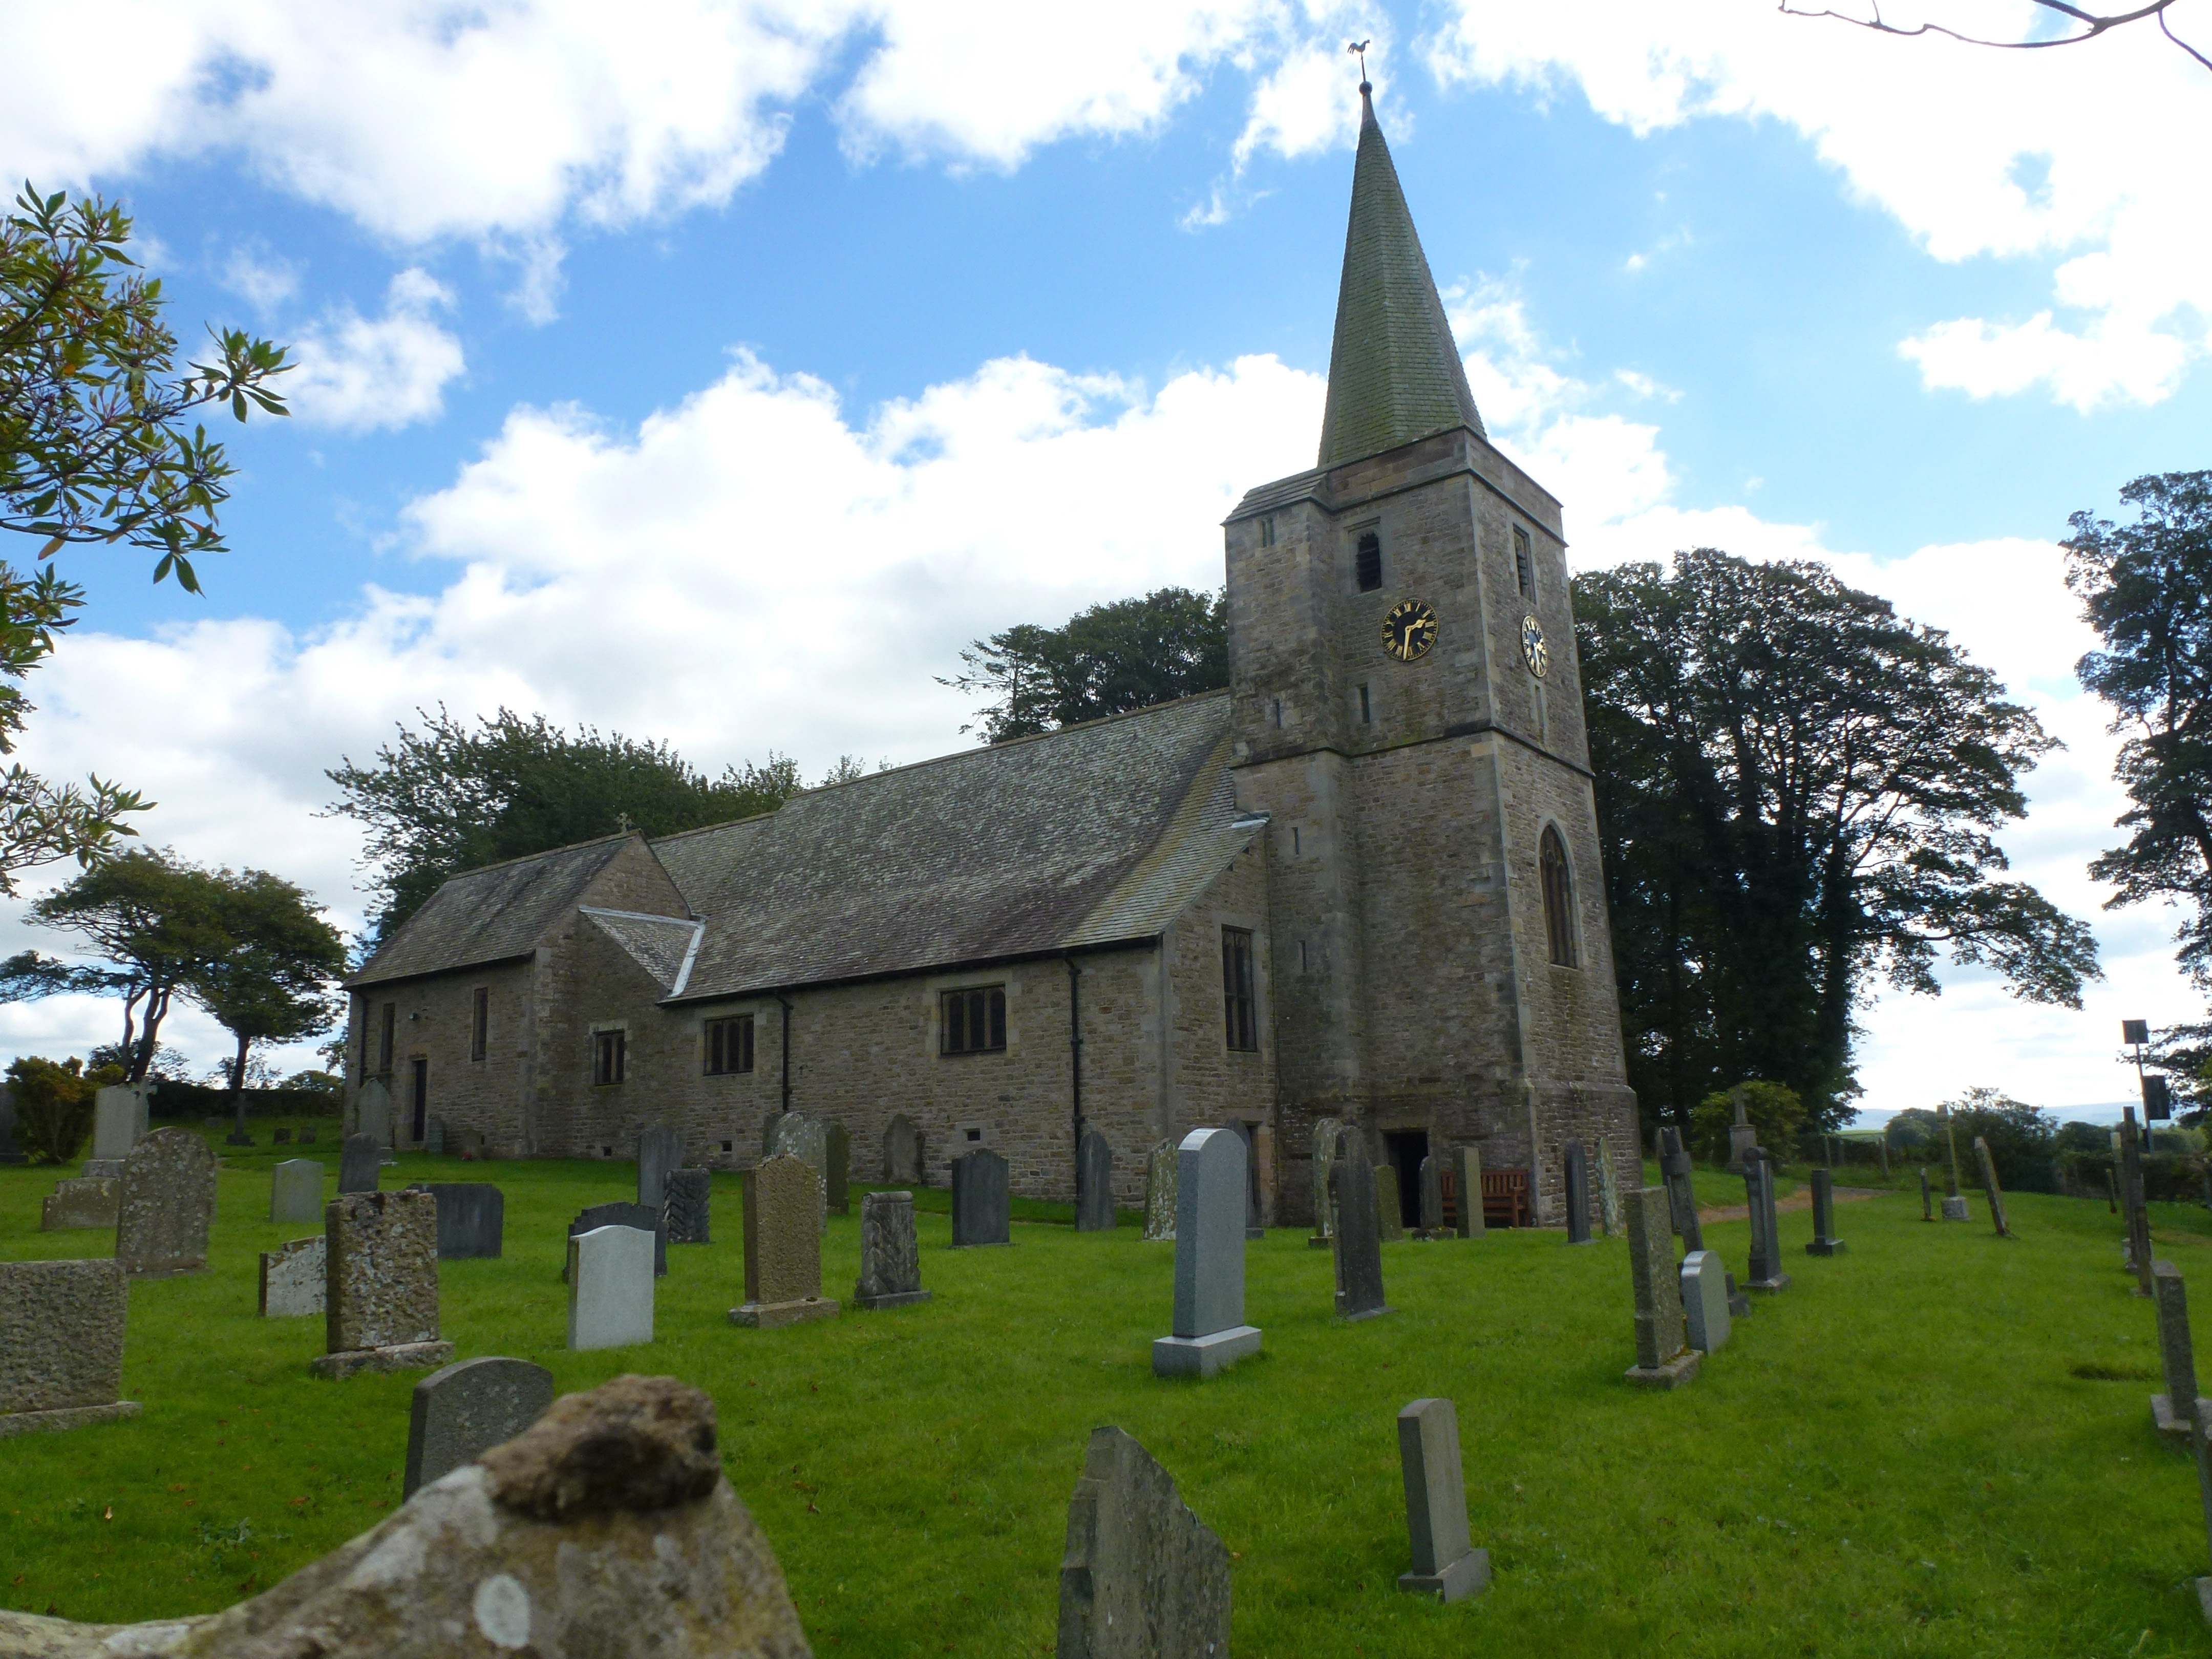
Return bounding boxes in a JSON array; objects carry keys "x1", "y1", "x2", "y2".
[{"x1": 1481, "y1": 1168, "x2": 1530, "y2": 1229}]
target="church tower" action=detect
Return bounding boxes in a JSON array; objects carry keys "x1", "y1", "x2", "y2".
[{"x1": 1223, "y1": 82, "x2": 1636, "y2": 1226}]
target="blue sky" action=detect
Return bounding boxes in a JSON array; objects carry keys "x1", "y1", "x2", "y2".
[{"x1": 3, "y1": 1, "x2": 2207, "y2": 1112}]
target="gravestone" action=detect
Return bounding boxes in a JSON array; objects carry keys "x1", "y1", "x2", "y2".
[
  {"x1": 568, "y1": 1225, "x2": 657, "y2": 1351},
  {"x1": 0, "y1": 1082, "x2": 18, "y2": 1163},
  {"x1": 1592, "y1": 1142, "x2": 1622, "y2": 1239},
  {"x1": 40, "y1": 1176, "x2": 118, "y2": 1230},
  {"x1": 446, "y1": 1126, "x2": 483, "y2": 1159},
  {"x1": 355, "y1": 1077, "x2": 392, "y2": 1150},
  {"x1": 1396, "y1": 1397, "x2": 1490, "y2": 1602},
  {"x1": 271, "y1": 1158, "x2": 324, "y2": 1224},
  {"x1": 825, "y1": 1119, "x2": 851, "y2": 1216},
  {"x1": 1805, "y1": 1167, "x2": 1844, "y2": 1256},
  {"x1": 273, "y1": 1126, "x2": 293, "y2": 1145},
  {"x1": 2105, "y1": 1167, "x2": 2121, "y2": 1214},
  {"x1": 636, "y1": 1124, "x2": 682, "y2": 1211},
  {"x1": 1657, "y1": 1126, "x2": 1704, "y2": 1252},
  {"x1": 423, "y1": 1117, "x2": 444, "y2": 1156},
  {"x1": 313, "y1": 1189, "x2": 452, "y2": 1378},
  {"x1": 1308, "y1": 1115, "x2": 1344, "y2": 1246},
  {"x1": 1940, "y1": 1107, "x2": 1971, "y2": 1223},
  {"x1": 1563, "y1": 1140, "x2": 1591, "y2": 1244},
  {"x1": 1416, "y1": 1154, "x2": 1445, "y2": 1238},
  {"x1": 1331, "y1": 1130, "x2": 1390, "y2": 1321},
  {"x1": 1452, "y1": 1143, "x2": 1485, "y2": 1240},
  {"x1": 339, "y1": 1133, "x2": 380, "y2": 1195},
  {"x1": 90, "y1": 1084, "x2": 147, "y2": 1161},
  {"x1": 1973, "y1": 1136, "x2": 2012, "y2": 1239},
  {"x1": 115, "y1": 1126, "x2": 216, "y2": 1275},
  {"x1": 259, "y1": 1236, "x2": 325, "y2": 1317},
  {"x1": 664, "y1": 1168, "x2": 712, "y2": 1244},
  {"x1": 0, "y1": 1259, "x2": 140, "y2": 1435},
  {"x1": 730, "y1": 1154, "x2": 840, "y2": 1328},
  {"x1": 950, "y1": 1147, "x2": 1011, "y2": 1247},
  {"x1": 1920, "y1": 1166, "x2": 1933, "y2": 1222},
  {"x1": 1077, "y1": 1128, "x2": 1116, "y2": 1232},
  {"x1": 402, "y1": 1355, "x2": 555, "y2": 1496},
  {"x1": 1681, "y1": 1248, "x2": 1731, "y2": 1354},
  {"x1": 855, "y1": 1190, "x2": 931, "y2": 1310},
  {"x1": 883, "y1": 1113, "x2": 924, "y2": 1184},
  {"x1": 2122, "y1": 1107, "x2": 2155, "y2": 1294},
  {"x1": 80, "y1": 1157, "x2": 124, "y2": 1181},
  {"x1": 1742, "y1": 1152, "x2": 1791, "y2": 1292},
  {"x1": 1726, "y1": 1088, "x2": 1759, "y2": 1174},
  {"x1": 1056, "y1": 1426, "x2": 1231, "y2": 1658},
  {"x1": 299, "y1": 1127, "x2": 317, "y2": 1145},
  {"x1": 761, "y1": 1108, "x2": 791, "y2": 1156},
  {"x1": 2191, "y1": 1415, "x2": 2212, "y2": 1630},
  {"x1": 567, "y1": 1201, "x2": 666, "y2": 1277},
  {"x1": 1152, "y1": 1127, "x2": 1262, "y2": 1378},
  {"x1": 768, "y1": 1112, "x2": 829, "y2": 1233},
  {"x1": 411, "y1": 1182, "x2": 504, "y2": 1259},
  {"x1": 1624, "y1": 1185, "x2": 1699, "y2": 1389},
  {"x1": 2154, "y1": 1261, "x2": 2212, "y2": 1443},
  {"x1": 1376, "y1": 1164, "x2": 1406, "y2": 1243},
  {"x1": 1142, "y1": 1138, "x2": 1177, "y2": 1241}
]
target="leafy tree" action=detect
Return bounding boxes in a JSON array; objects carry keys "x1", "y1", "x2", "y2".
[
  {"x1": 326, "y1": 706, "x2": 803, "y2": 944},
  {"x1": 1934, "y1": 1086, "x2": 2060, "y2": 1193},
  {"x1": 188, "y1": 868, "x2": 346, "y2": 1144},
  {"x1": 940, "y1": 587, "x2": 1227, "y2": 743},
  {"x1": 1579, "y1": 549, "x2": 2099, "y2": 1132},
  {"x1": 7, "y1": 1053, "x2": 120, "y2": 1164},
  {"x1": 1688, "y1": 1079, "x2": 1805, "y2": 1164}
]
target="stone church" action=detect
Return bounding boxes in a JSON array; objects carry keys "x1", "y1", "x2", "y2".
[{"x1": 343, "y1": 86, "x2": 1637, "y2": 1226}]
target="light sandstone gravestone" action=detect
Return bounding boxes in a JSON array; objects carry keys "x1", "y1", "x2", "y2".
[
  {"x1": 1974, "y1": 1136, "x2": 2013, "y2": 1239},
  {"x1": 825, "y1": 1119, "x2": 851, "y2": 1216},
  {"x1": 1308, "y1": 1115, "x2": 1344, "y2": 1247},
  {"x1": 1452, "y1": 1143, "x2": 1485, "y2": 1240},
  {"x1": 338, "y1": 1132, "x2": 380, "y2": 1195},
  {"x1": 1623, "y1": 1185, "x2": 1699, "y2": 1390},
  {"x1": 636, "y1": 1124, "x2": 682, "y2": 1211},
  {"x1": 1332, "y1": 1129, "x2": 1391, "y2": 1321},
  {"x1": 1416, "y1": 1154, "x2": 1445, "y2": 1239},
  {"x1": 1142, "y1": 1138, "x2": 1177, "y2": 1242},
  {"x1": 271, "y1": 1158, "x2": 324, "y2": 1224},
  {"x1": 1742, "y1": 1152, "x2": 1791, "y2": 1293},
  {"x1": 951, "y1": 1147, "x2": 1012, "y2": 1247},
  {"x1": 568, "y1": 1200, "x2": 667, "y2": 1278},
  {"x1": 402, "y1": 1355, "x2": 556, "y2": 1497},
  {"x1": 568, "y1": 1225, "x2": 657, "y2": 1351},
  {"x1": 1056, "y1": 1425, "x2": 1231, "y2": 1659},
  {"x1": 664, "y1": 1168, "x2": 713, "y2": 1244},
  {"x1": 115, "y1": 1126, "x2": 216, "y2": 1275},
  {"x1": 0, "y1": 1259, "x2": 139, "y2": 1436},
  {"x1": 1375, "y1": 1164, "x2": 1406, "y2": 1243},
  {"x1": 1152, "y1": 1127, "x2": 1262, "y2": 1379},
  {"x1": 1657, "y1": 1126, "x2": 1703, "y2": 1251},
  {"x1": 1395, "y1": 1397, "x2": 1490, "y2": 1602},
  {"x1": 1805, "y1": 1167, "x2": 1844, "y2": 1256},
  {"x1": 883, "y1": 1112, "x2": 924, "y2": 1184},
  {"x1": 1939, "y1": 1106, "x2": 1971, "y2": 1223},
  {"x1": 354, "y1": 1076, "x2": 392, "y2": 1150},
  {"x1": 854, "y1": 1190, "x2": 932, "y2": 1310},
  {"x1": 40, "y1": 1177, "x2": 117, "y2": 1230},
  {"x1": 411, "y1": 1181, "x2": 505, "y2": 1259},
  {"x1": 2154, "y1": 1261, "x2": 2212, "y2": 1443},
  {"x1": 1681, "y1": 1248, "x2": 1731, "y2": 1354},
  {"x1": 89, "y1": 1083, "x2": 148, "y2": 1161},
  {"x1": 1562, "y1": 1139, "x2": 1591, "y2": 1244},
  {"x1": 259, "y1": 1236, "x2": 326, "y2": 1317},
  {"x1": 730, "y1": 1154, "x2": 839, "y2": 1328},
  {"x1": 1592, "y1": 1141, "x2": 1622, "y2": 1239},
  {"x1": 1077, "y1": 1128, "x2": 1116, "y2": 1232},
  {"x1": 313, "y1": 1189, "x2": 452, "y2": 1378}
]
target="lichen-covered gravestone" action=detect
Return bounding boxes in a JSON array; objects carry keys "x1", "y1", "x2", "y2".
[
  {"x1": 270, "y1": 1158, "x2": 324, "y2": 1224},
  {"x1": 1396, "y1": 1397, "x2": 1489, "y2": 1602},
  {"x1": 115, "y1": 1127, "x2": 216, "y2": 1275},
  {"x1": 766, "y1": 1112, "x2": 827, "y2": 1204},
  {"x1": 40, "y1": 1177, "x2": 117, "y2": 1231},
  {"x1": 1332, "y1": 1130, "x2": 1391, "y2": 1321},
  {"x1": 1623, "y1": 1186, "x2": 1699, "y2": 1390},
  {"x1": 1680, "y1": 1248, "x2": 1731, "y2": 1354},
  {"x1": 1077, "y1": 1128, "x2": 1116, "y2": 1233},
  {"x1": 1152, "y1": 1128, "x2": 1261, "y2": 1379},
  {"x1": 1416, "y1": 1154, "x2": 1444, "y2": 1238},
  {"x1": 403, "y1": 1355, "x2": 555, "y2": 1497},
  {"x1": 730, "y1": 1154, "x2": 840, "y2": 1328},
  {"x1": 338, "y1": 1133, "x2": 380, "y2": 1195},
  {"x1": 259, "y1": 1236, "x2": 326, "y2": 1317},
  {"x1": 636, "y1": 1124, "x2": 682, "y2": 1211},
  {"x1": 0, "y1": 1259, "x2": 140, "y2": 1436},
  {"x1": 1375, "y1": 1164, "x2": 1406, "y2": 1243},
  {"x1": 1451, "y1": 1143, "x2": 1484, "y2": 1240},
  {"x1": 1592, "y1": 1140, "x2": 1622, "y2": 1239},
  {"x1": 883, "y1": 1112, "x2": 923, "y2": 1183},
  {"x1": 950, "y1": 1147, "x2": 1011, "y2": 1247},
  {"x1": 1308, "y1": 1116, "x2": 1344, "y2": 1247},
  {"x1": 1057, "y1": 1426, "x2": 1230, "y2": 1658},
  {"x1": 1141, "y1": 1139, "x2": 1176, "y2": 1242},
  {"x1": 664, "y1": 1168, "x2": 712, "y2": 1244},
  {"x1": 854, "y1": 1190, "x2": 931, "y2": 1310},
  {"x1": 567, "y1": 1225, "x2": 656, "y2": 1351},
  {"x1": 313, "y1": 1190, "x2": 452, "y2": 1378},
  {"x1": 567, "y1": 1200, "x2": 666, "y2": 1278}
]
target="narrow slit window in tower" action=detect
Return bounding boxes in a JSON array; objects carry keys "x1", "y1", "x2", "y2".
[
  {"x1": 1540, "y1": 827, "x2": 1578, "y2": 967},
  {"x1": 1359, "y1": 683, "x2": 1372, "y2": 724},
  {"x1": 1514, "y1": 524, "x2": 1534, "y2": 596},
  {"x1": 1355, "y1": 531, "x2": 1382, "y2": 591}
]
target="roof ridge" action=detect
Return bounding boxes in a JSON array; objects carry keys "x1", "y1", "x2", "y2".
[{"x1": 430, "y1": 830, "x2": 639, "y2": 882}]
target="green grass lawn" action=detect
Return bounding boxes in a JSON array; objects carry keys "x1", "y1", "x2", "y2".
[{"x1": 6, "y1": 1132, "x2": 2212, "y2": 1656}]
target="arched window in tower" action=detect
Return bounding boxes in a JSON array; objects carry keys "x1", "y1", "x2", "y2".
[{"x1": 1540, "y1": 826, "x2": 1578, "y2": 967}]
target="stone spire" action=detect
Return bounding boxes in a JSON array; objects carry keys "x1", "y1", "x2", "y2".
[{"x1": 1316, "y1": 84, "x2": 1485, "y2": 469}]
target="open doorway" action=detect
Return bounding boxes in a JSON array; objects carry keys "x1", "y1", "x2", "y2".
[{"x1": 1382, "y1": 1129, "x2": 1428, "y2": 1228}]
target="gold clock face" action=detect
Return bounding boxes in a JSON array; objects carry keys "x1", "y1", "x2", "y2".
[
  {"x1": 1382, "y1": 599, "x2": 1438, "y2": 663},
  {"x1": 1521, "y1": 614, "x2": 1549, "y2": 678}
]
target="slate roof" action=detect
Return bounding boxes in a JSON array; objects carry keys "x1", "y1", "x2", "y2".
[
  {"x1": 1315, "y1": 87, "x2": 1485, "y2": 469},
  {"x1": 583, "y1": 907, "x2": 705, "y2": 995}
]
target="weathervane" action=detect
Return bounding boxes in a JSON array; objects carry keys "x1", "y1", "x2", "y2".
[{"x1": 1347, "y1": 38, "x2": 1371, "y2": 89}]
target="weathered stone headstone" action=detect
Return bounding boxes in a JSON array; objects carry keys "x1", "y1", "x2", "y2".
[
  {"x1": 1593, "y1": 1142, "x2": 1622, "y2": 1239},
  {"x1": 402, "y1": 1355, "x2": 555, "y2": 1497},
  {"x1": 1153, "y1": 1127, "x2": 1262, "y2": 1378},
  {"x1": 1142, "y1": 1137, "x2": 1177, "y2": 1241},
  {"x1": 0, "y1": 1082, "x2": 19, "y2": 1164},
  {"x1": 1376, "y1": 1164, "x2": 1406, "y2": 1243},
  {"x1": 80, "y1": 1156, "x2": 123, "y2": 1180},
  {"x1": 636, "y1": 1124, "x2": 682, "y2": 1211},
  {"x1": 825, "y1": 1119, "x2": 851, "y2": 1216},
  {"x1": 767, "y1": 1111, "x2": 829, "y2": 1232},
  {"x1": 1973, "y1": 1137, "x2": 2012, "y2": 1239},
  {"x1": 1416, "y1": 1154, "x2": 1445, "y2": 1238},
  {"x1": 2106, "y1": 1166, "x2": 2121, "y2": 1214},
  {"x1": 273, "y1": 1126, "x2": 292, "y2": 1145},
  {"x1": 1940, "y1": 1105, "x2": 1970, "y2": 1223},
  {"x1": 39, "y1": 1176, "x2": 117, "y2": 1230},
  {"x1": 1452, "y1": 1143, "x2": 1485, "y2": 1240},
  {"x1": 568, "y1": 1225, "x2": 656, "y2": 1351},
  {"x1": 950, "y1": 1146, "x2": 1011, "y2": 1247},
  {"x1": 664, "y1": 1168, "x2": 712, "y2": 1244},
  {"x1": 1057, "y1": 1426, "x2": 1230, "y2": 1657},
  {"x1": 259, "y1": 1236, "x2": 325, "y2": 1317},
  {"x1": 271, "y1": 1158, "x2": 324, "y2": 1224},
  {"x1": 1563, "y1": 1139, "x2": 1591, "y2": 1244},
  {"x1": 883, "y1": 1112, "x2": 924, "y2": 1183},
  {"x1": 1395, "y1": 1397, "x2": 1490, "y2": 1602},
  {"x1": 730, "y1": 1154, "x2": 840, "y2": 1328},
  {"x1": 761, "y1": 1108, "x2": 791, "y2": 1156},
  {"x1": 355, "y1": 1076, "x2": 391, "y2": 1150},
  {"x1": 1624, "y1": 1185, "x2": 1698, "y2": 1389},
  {"x1": 339, "y1": 1132, "x2": 380, "y2": 1195},
  {"x1": 411, "y1": 1182, "x2": 504, "y2": 1259},
  {"x1": 1681, "y1": 1248, "x2": 1731, "y2": 1354},
  {"x1": 299, "y1": 1126, "x2": 318, "y2": 1145},
  {"x1": 1332, "y1": 1130, "x2": 1390, "y2": 1321},
  {"x1": 422, "y1": 1117, "x2": 444, "y2": 1156},
  {"x1": 1742, "y1": 1152, "x2": 1791, "y2": 1292},
  {"x1": 1805, "y1": 1167, "x2": 1844, "y2": 1256},
  {"x1": 1308, "y1": 1115, "x2": 1344, "y2": 1247},
  {"x1": 90, "y1": 1084, "x2": 147, "y2": 1161},
  {"x1": 115, "y1": 1126, "x2": 216, "y2": 1275},
  {"x1": 1920, "y1": 1166, "x2": 1933, "y2": 1222},
  {"x1": 2153, "y1": 1261, "x2": 2212, "y2": 1443},
  {"x1": 2188, "y1": 1413, "x2": 2212, "y2": 1629},
  {"x1": 1657, "y1": 1125, "x2": 1704, "y2": 1252},
  {"x1": 1077, "y1": 1128, "x2": 1116, "y2": 1232},
  {"x1": 0, "y1": 1259, "x2": 140, "y2": 1435},
  {"x1": 1726, "y1": 1087, "x2": 1759, "y2": 1174},
  {"x1": 568, "y1": 1200, "x2": 666, "y2": 1277},
  {"x1": 314, "y1": 1189, "x2": 452, "y2": 1378},
  {"x1": 855, "y1": 1190, "x2": 931, "y2": 1310},
  {"x1": 2123, "y1": 1106, "x2": 2155, "y2": 1294}
]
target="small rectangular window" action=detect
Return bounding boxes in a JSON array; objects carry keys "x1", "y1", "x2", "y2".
[
  {"x1": 470, "y1": 987, "x2": 488, "y2": 1062},
  {"x1": 1355, "y1": 531, "x2": 1382, "y2": 592},
  {"x1": 378, "y1": 1003, "x2": 395, "y2": 1073},
  {"x1": 1359, "y1": 683, "x2": 1372, "y2": 724},
  {"x1": 941, "y1": 986, "x2": 1007, "y2": 1056},
  {"x1": 1514, "y1": 524, "x2": 1534, "y2": 597},
  {"x1": 705, "y1": 1014, "x2": 754, "y2": 1075},
  {"x1": 593, "y1": 1029, "x2": 627, "y2": 1086},
  {"x1": 1222, "y1": 927, "x2": 1259, "y2": 1053},
  {"x1": 1260, "y1": 515, "x2": 1277, "y2": 547}
]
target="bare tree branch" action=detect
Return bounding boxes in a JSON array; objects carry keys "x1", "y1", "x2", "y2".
[{"x1": 1778, "y1": 0, "x2": 2209, "y2": 71}]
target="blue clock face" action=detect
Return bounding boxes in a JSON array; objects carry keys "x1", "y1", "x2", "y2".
[{"x1": 1521, "y1": 614, "x2": 1549, "y2": 678}]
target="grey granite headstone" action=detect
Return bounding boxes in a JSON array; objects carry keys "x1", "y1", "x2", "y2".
[
  {"x1": 951, "y1": 1147, "x2": 1011, "y2": 1247},
  {"x1": 883, "y1": 1113, "x2": 923, "y2": 1184},
  {"x1": 339, "y1": 1133, "x2": 380, "y2": 1195},
  {"x1": 1308, "y1": 1115, "x2": 1344, "y2": 1246},
  {"x1": 1077, "y1": 1128, "x2": 1116, "y2": 1232},
  {"x1": 568, "y1": 1201, "x2": 666, "y2": 1277},
  {"x1": 730, "y1": 1155, "x2": 839, "y2": 1327},
  {"x1": 411, "y1": 1182, "x2": 504, "y2": 1259},
  {"x1": 1153, "y1": 1128, "x2": 1261, "y2": 1378},
  {"x1": 1657, "y1": 1126, "x2": 1704, "y2": 1252},
  {"x1": 259, "y1": 1236, "x2": 325, "y2": 1317},
  {"x1": 1056, "y1": 1427, "x2": 1230, "y2": 1657},
  {"x1": 664, "y1": 1168, "x2": 712, "y2": 1244},
  {"x1": 568, "y1": 1225, "x2": 656, "y2": 1351},
  {"x1": 1726, "y1": 1088, "x2": 1757, "y2": 1173},
  {"x1": 1332, "y1": 1130, "x2": 1390, "y2": 1320},
  {"x1": 1805, "y1": 1167, "x2": 1844, "y2": 1255},
  {"x1": 855, "y1": 1190, "x2": 931, "y2": 1309},
  {"x1": 1743, "y1": 1152, "x2": 1790, "y2": 1291},
  {"x1": 271, "y1": 1159, "x2": 324, "y2": 1224},
  {"x1": 1563, "y1": 1140, "x2": 1591, "y2": 1244},
  {"x1": 1417, "y1": 1154, "x2": 1444, "y2": 1238},
  {"x1": 1624, "y1": 1185, "x2": 1698, "y2": 1389},
  {"x1": 0, "y1": 1259, "x2": 140, "y2": 1435},
  {"x1": 1974, "y1": 1136, "x2": 2012, "y2": 1238},
  {"x1": 402, "y1": 1355, "x2": 555, "y2": 1496},
  {"x1": 0, "y1": 1083, "x2": 19, "y2": 1163},
  {"x1": 314, "y1": 1189, "x2": 451, "y2": 1379},
  {"x1": 1396, "y1": 1397, "x2": 1490, "y2": 1602},
  {"x1": 1142, "y1": 1138, "x2": 1177, "y2": 1241},
  {"x1": 825, "y1": 1119, "x2": 851, "y2": 1215},
  {"x1": 115, "y1": 1126, "x2": 216, "y2": 1275},
  {"x1": 90, "y1": 1084, "x2": 147, "y2": 1161},
  {"x1": 1681, "y1": 1248, "x2": 1731, "y2": 1353},
  {"x1": 40, "y1": 1177, "x2": 118, "y2": 1230},
  {"x1": 2154, "y1": 1260, "x2": 2212, "y2": 1443},
  {"x1": 636, "y1": 1124, "x2": 682, "y2": 1211},
  {"x1": 355, "y1": 1077, "x2": 391, "y2": 1150},
  {"x1": 1376, "y1": 1164, "x2": 1405, "y2": 1243},
  {"x1": 1452, "y1": 1143, "x2": 1485, "y2": 1240}
]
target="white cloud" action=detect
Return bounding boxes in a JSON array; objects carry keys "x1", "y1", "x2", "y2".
[
  {"x1": 221, "y1": 243, "x2": 300, "y2": 311},
  {"x1": 1427, "y1": 0, "x2": 2212, "y2": 410},
  {"x1": 287, "y1": 269, "x2": 465, "y2": 432}
]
